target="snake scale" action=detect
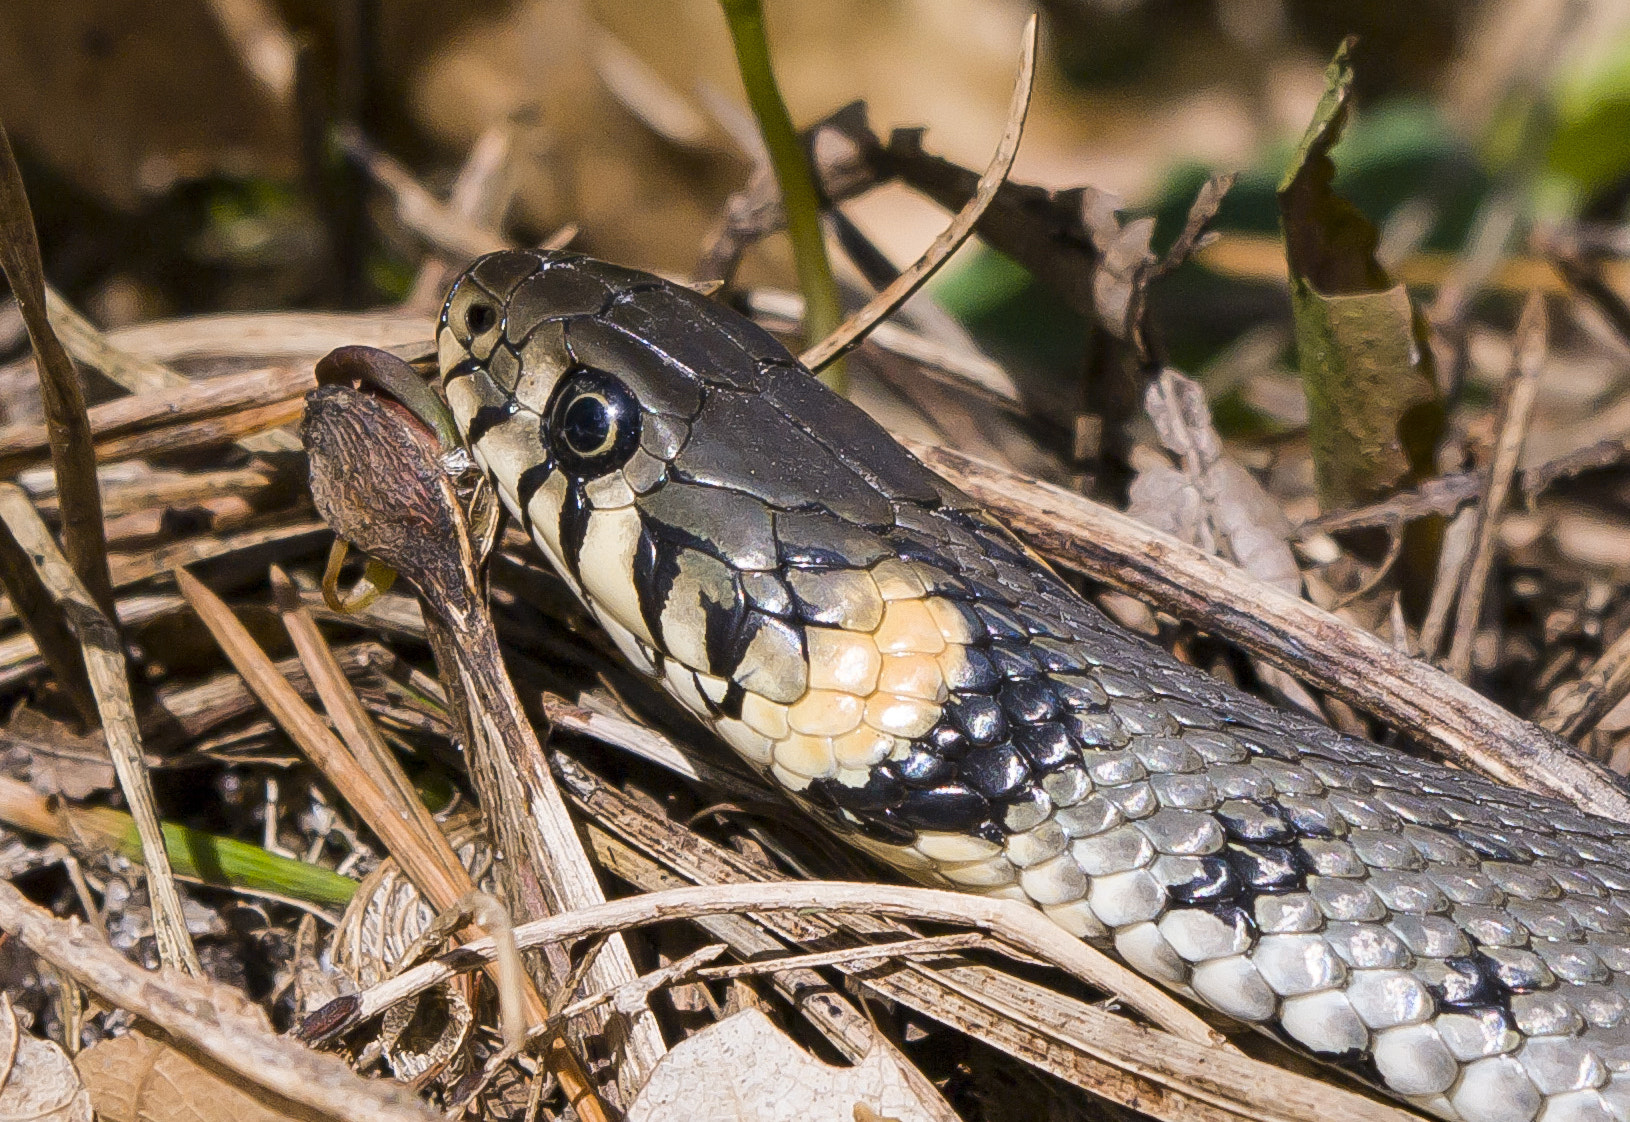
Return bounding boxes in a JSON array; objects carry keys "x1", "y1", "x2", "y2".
[{"x1": 438, "y1": 248, "x2": 1630, "y2": 1122}]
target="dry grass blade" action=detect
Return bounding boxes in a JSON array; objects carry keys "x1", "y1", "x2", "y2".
[
  {"x1": 174, "y1": 570, "x2": 563, "y2": 1069},
  {"x1": 0, "y1": 504, "x2": 98, "y2": 722},
  {"x1": 905, "y1": 438, "x2": 1630, "y2": 823},
  {"x1": 42, "y1": 289, "x2": 303, "y2": 458},
  {"x1": 799, "y1": 15, "x2": 1037, "y2": 373},
  {"x1": 0, "y1": 123, "x2": 114, "y2": 620},
  {"x1": 0, "y1": 878, "x2": 441, "y2": 1122},
  {"x1": 0, "y1": 485, "x2": 199, "y2": 973},
  {"x1": 566, "y1": 757, "x2": 1404, "y2": 1122},
  {"x1": 1541, "y1": 624, "x2": 1630, "y2": 741},
  {"x1": 1446, "y1": 293, "x2": 1548, "y2": 681},
  {"x1": 174, "y1": 566, "x2": 478, "y2": 917},
  {"x1": 266, "y1": 565, "x2": 473, "y2": 909},
  {"x1": 302, "y1": 381, "x2": 667, "y2": 1100},
  {"x1": 43, "y1": 287, "x2": 192, "y2": 396},
  {"x1": 346, "y1": 880, "x2": 1224, "y2": 1049},
  {"x1": 0, "y1": 365, "x2": 312, "y2": 477}
]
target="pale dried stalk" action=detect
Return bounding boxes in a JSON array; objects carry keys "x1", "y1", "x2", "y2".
[
  {"x1": 0, "y1": 130, "x2": 114, "y2": 619},
  {"x1": 906, "y1": 439, "x2": 1630, "y2": 823},
  {"x1": 1541, "y1": 623, "x2": 1630, "y2": 741},
  {"x1": 800, "y1": 15, "x2": 1037, "y2": 372},
  {"x1": 0, "y1": 485, "x2": 198, "y2": 973},
  {"x1": 0, "y1": 878, "x2": 440, "y2": 1122},
  {"x1": 343, "y1": 880, "x2": 1224, "y2": 1050},
  {"x1": 692, "y1": 932, "x2": 995, "y2": 978},
  {"x1": 43, "y1": 285, "x2": 301, "y2": 455},
  {"x1": 0, "y1": 364, "x2": 311, "y2": 476},
  {"x1": 1447, "y1": 293, "x2": 1548, "y2": 680}
]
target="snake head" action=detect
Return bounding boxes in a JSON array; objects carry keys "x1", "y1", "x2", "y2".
[{"x1": 439, "y1": 249, "x2": 1042, "y2": 852}]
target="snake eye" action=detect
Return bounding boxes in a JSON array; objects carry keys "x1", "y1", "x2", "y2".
[
  {"x1": 547, "y1": 367, "x2": 642, "y2": 477},
  {"x1": 464, "y1": 302, "x2": 498, "y2": 335}
]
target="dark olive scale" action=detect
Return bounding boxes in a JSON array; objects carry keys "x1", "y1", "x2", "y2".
[
  {"x1": 1014, "y1": 724, "x2": 1074, "y2": 771},
  {"x1": 1226, "y1": 843, "x2": 1305, "y2": 894},
  {"x1": 441, "y1": 249, "x2": 1630, "y2": 1122},
  {"x1": 1165, "y1": 856, "x2": 1244, "y2": 905},
  {"x1": 959, "y1": 744, "x2": 1030, "y2": 800},
  {"x1": 895, "y1": 784, "x2": 989, "y2": 832}
]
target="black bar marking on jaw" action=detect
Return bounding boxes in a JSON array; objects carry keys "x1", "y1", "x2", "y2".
[
  {"x1": 514, "y1": 459, "x2": 555, "y2": 531},
  {"x1": 444, "y1": 357, "x2": 483, "y2": 385},
  {"x1": 634, "y1": 519, "x2": 682, "y2": 653},
  {"x1": 466, "y1": 402, "x2": 513, "y2": 448},
  {"x1": 700, "y1": 572, "x2": 748, "y2": 682},
  {"x1": 557, "y1": 479, "x2": 593, "y2": 584}
]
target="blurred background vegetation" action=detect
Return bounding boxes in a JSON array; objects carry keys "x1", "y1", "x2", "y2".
[
  {"x1": 3, "y1": 0, "x2": 1624, "y2": 346},
  {"x1": 3, "y1": 0, "x2": 1630, "y2": 718}
]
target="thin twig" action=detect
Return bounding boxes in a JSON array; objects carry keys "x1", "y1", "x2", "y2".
[
  {"x1": 799, "y1": 14, "x2": 1037, "y2": 373},
  {"x1": 748, "y1": 287, "x2": 1024, "y2": 410},
  {"x1": 0, "y1": 877, "x2": 439, "y2": 1122},
  {"x1": 1417, "y1": 504, "x2": 1477, "y2": 661},
  {"x1": 0, "y1": 486, "x2": 199, "y2": 973},
  {"x1": 337, "y1": 126, "x2": 513, "y2": 261},
  {"x1": 403, "y1": 125, "x2": 517, "y2": 314},
  {"x1": 43, "y1": 286, "x2": 302, "y2": 456},
  {"x1": 0, "y1": 364, "x2": 311, "y2": 477},
  {"x1": 0, "y1": 123, "x2": 114, "y2": 619},
  {"x1": 1447, "y1": 293, "x2": 1548, "y2": 680},
  {"x1": 1540, "y1": 623, "x2": 1630, "y2": 741}
]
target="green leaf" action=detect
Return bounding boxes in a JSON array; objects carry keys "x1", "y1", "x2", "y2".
[
  {"x1": 1548, "y1": 34, "x2": 1630, "y2": 199},
  {"x1": 1277, "y1": 39, "x2": 1444, "y2": 511}
]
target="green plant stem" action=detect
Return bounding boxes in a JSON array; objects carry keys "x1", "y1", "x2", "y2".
[
  {"x1": 89, "y1": 806, "x2": 360, "y2": 909},
  {"x1": 718, "y1": 0, "x2": 847, "y2": 392},
  {"x1": 0, "y1": 774, "x2": 357, "y2": 909}
]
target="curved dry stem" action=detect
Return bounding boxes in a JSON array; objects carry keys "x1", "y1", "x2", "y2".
[{"x1": 800, "y1": 15, "x2": 1038, "y2": 373}]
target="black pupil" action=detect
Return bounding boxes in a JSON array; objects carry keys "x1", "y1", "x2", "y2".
[
  {"x1": 561, "y1": 394, "x2": 612, "y2": 454},
  {"x1": 465, "y1": 304, "x2": 496, "y2": 334}
]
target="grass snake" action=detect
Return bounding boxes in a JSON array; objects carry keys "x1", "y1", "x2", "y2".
[{"x1": 438, "y1": 248, "x2": 1630, "y2": 1122}]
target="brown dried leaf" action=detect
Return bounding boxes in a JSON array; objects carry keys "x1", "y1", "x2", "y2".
[
  {"x1": 0, "y1": 998, "x2": 91, "y2": 1122},
  {"x1": 74, "y1": 1033, "x2": 295, "y2": 1122},
  {"x1": 4, "y1": 708, "x2": 115, "y2": 800},
  {"x1": 1277, "y1": 40, "x2": 1444, "y2": 510},
  {"x1": 626, "y1": 1008, "x2": 938, "y2": 1122},
  {"x1": 1131, "y1": 369, "x2": 1300, "y2": 596}
]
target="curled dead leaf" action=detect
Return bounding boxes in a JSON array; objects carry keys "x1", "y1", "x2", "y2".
[
  {"x1": 627, "y1": 1009, "x2": 939, "y2": 1122},
  {"x1": 0, "y1": 998, "x2": 91, "y2": 1122}
]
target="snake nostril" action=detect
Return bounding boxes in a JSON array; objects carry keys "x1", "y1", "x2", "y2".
[{"x1": 465, "y1": 303, "x2": 497, "y2": 335}]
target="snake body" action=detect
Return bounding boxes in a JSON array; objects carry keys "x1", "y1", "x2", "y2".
[{"x1": 439, "y1": 249, "x2": 1630, "y2": 1122}]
